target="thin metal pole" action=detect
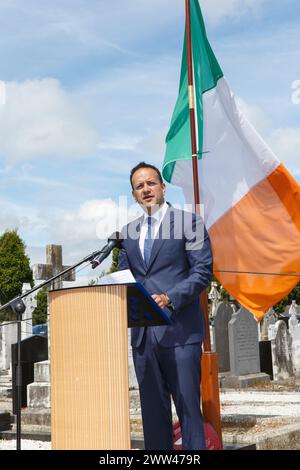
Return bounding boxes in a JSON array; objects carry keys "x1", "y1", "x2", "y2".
[{"x1": 16, "y1": 314, "x2": 22, "y2": 450}]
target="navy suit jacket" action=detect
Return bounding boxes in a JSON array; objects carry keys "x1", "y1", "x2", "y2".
[{"x1": 118, "y1": 204, "x2": 213, "y2": 348}]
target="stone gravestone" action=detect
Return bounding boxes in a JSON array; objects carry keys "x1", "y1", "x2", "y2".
[
  {"x1": 21, "y1": 283, "x2": 37, "y2": 340},
  {"x1": 28, "y1": 245, "x2": 76, "y2": 410},
  {"x1": 0, "y1": 321, "x2": 17, "y2": 371},
  {"x1": 229, "y1": 307, "x2": 260, "y2": 375},
  {"x1": 220, "y1": 307, "x2": 270, "y2": 388},
  {"x1": 230, "y1": 303, "x2": 238, "y2": 314},
  {"x1": 0, "y1": 319, "x2": 17, "y2": 398},
  {"x1": 260, "y1": 308, "x2": 277, "y2": 341},
  {"x1": 0, "y1": 284, "x2": 36, "y2": 398},
  {"x1": 268, "y1": 323, "x2": 277, "y2": 341},
  {"x1": 229, "y1": 295, "x2": 240, "y2": 314},
  {"x1": 288, "y1": 305, "x2": 300, "y2": 376},
  {"x1": 213, "y1": 302, "x2": 233, "y2": 372},
  {"x1": 259, "y1": 308, "x2": 277, "y2": 380},
  {"x1": 271, "y1": 320, "x2": 294, "y2": 381}
]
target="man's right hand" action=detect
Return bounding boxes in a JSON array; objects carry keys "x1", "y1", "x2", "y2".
[{"x1": 152, "y1": 293, "x2": 171, "y2": 309}]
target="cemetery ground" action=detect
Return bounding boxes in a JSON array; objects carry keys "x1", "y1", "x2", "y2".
[
  {"x1": 1, "y1": 279, "x2": 300, "y2": 450},
  {"x1": 1, "y1": 379, "x2": 300, "y2": 450}
]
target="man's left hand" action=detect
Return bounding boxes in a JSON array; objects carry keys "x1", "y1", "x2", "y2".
[{"x1": 152, "y1": 293, "x2": 170, "y2": 309}]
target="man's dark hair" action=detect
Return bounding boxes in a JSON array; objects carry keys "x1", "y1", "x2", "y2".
[{"x1": 130, "y1": 162, "x2": 163, "y2": 189}]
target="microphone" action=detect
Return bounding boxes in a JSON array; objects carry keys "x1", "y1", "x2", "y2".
[{"x1": 91, "y1": 232, "x2": 124, "y2": 269}]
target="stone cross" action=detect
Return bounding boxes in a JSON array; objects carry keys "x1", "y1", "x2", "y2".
[
  {"x1": 284, "y1": 300, "x2": 300, "y2": 316},
  {"x1": 289, "y1": 300, "x2": 298, "y2": 315},
  {"x1": 208, "y1": 282, "x2": 221, "y2": 318},
  {"x1": 289, "y1": 302, "x2": 299, "y2": 335},
  {"x1": 32, "y1": 245, "x2": 75, "y2": 290},
  {"x1": 21, "y1": 283, "x2": 37, "y2": 340}
]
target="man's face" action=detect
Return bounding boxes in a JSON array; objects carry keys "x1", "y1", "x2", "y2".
[{"x1": 132, "y1": 167, "x2": 166, "y2": 212}]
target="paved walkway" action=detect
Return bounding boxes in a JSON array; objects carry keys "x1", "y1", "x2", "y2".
[{"x1": 221, "y1": 390, "x2": 300, "y2": 418}]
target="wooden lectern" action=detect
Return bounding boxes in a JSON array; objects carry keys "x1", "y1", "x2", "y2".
[{"x1": 49, "y1": 284, "x2": 170, "y2": 450}]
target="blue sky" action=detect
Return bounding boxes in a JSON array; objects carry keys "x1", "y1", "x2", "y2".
[{"x1": 0, "y1": 0, "x2": 299, "y2": 283}]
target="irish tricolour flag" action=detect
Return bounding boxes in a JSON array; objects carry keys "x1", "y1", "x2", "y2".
[{"x1": 163, "y1": 0, "x2": 300, "y2": 320}]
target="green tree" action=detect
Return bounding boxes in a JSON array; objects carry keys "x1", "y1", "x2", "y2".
[
  {"x1": 273, "y1": 282, "x2": 300, "y2": 314},
  {"x1": 88, "y1": 270, "x2": 105, "y2": 286},
  {"x1": 0, "y1": 230, "x2": 33, "y2": 321},
  {"x1": 108, "y1": 248, "x2": 120, "y2": 274},
  {"x1": 212, "y1": 276, "x2": 300, "y2": 314},
  {"x1": 32, "y1": 287, "x2": 48, "y2": 325}
]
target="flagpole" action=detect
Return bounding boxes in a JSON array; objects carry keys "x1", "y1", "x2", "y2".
[
  {"x1": 185, "y1": 0, "x2": 210, "y2": 351},
  {"x1": 185, "y1": 0, "x2": 223, "y2": 447},
  {"x1": 185, "y1": 0, "x2": 201, "y2": 218}
]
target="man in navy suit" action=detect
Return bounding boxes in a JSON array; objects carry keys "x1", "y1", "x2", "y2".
[{"x1": 118, "y1": 162, "x2": 213, "y2": 450}]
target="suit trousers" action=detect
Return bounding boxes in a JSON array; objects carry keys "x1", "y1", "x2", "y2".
[{"x1": 133, "y1": 327, "x2": 206, "y2": 450}]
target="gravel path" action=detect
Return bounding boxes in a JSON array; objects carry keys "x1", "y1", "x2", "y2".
[
  {"x1": 220, "y1": 390, "x2": 300, "y2": 417},
  {"x1": 0, "y1": 439, "x2": 51, "y2": 450}
]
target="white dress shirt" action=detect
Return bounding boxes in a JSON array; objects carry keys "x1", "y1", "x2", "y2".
[{"x1": 139, "y1": 202, "x2": 169, "y2": 260}]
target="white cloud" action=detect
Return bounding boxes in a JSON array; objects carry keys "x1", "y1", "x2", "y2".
[
  {"x1": 0, "y1": 78, "x2": 98, "y2": 162},
  {"x1": 267, "y1": 128, "x2": 300, "y2": 176},
  {"x1": 201, "y1": 0, "x2": 266, "y2": 25},
  {"x1": 0, "y1": 208, "x2": 20, "y2": 233},
  {"x1": 0, "y1": 198, "x2": 46, "y2": 235},
  {"x1": 77, "y1": 53, "x2": 181, "y2": 153},
  {"x1": 98, "y1": 135, "x2": 140, "y2": 152},
  {"x1": 0, "y1": 196, "x2": 135, "y2": 245},
  {"x1": 53, "y1": 198, "x2": 141, "y2": 243},
  {"x1": 235, "y1": 98, "x2": 300, "y2": 177}
]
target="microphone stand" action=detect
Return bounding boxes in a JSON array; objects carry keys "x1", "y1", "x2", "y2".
[{"x1": 0, "y1": 246, "x2": 108, "y2": 450}]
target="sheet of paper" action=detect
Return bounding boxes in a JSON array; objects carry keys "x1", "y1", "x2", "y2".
[{"x1": 97, "y1": 269, "x2": 136, "y2": 285}]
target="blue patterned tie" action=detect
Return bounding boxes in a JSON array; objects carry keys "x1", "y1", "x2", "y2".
[{"x1": 144, "y1": 216, "x2": 154, "y2": 267}]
